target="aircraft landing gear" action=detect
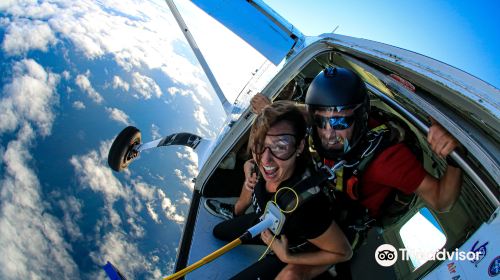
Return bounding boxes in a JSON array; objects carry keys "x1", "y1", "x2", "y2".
[
  {"x1": 108, "y1": 126, "x2": 141, "y2": 172},
  {"x1": 108, "y1": 126, "x2": 204, "y2": 172}
]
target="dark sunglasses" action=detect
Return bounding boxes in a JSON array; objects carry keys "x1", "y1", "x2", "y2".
[
  {"x1": 314, "y1": 115, "x2": 355, "y2": 130},
  {"x1": 253, "y1": 134, "x2": 297, "y2": 160}
]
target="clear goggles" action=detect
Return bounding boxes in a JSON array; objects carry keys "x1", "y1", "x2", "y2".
[{"x1": 253, "y1": 134, "x2": 297, "y2": 160}]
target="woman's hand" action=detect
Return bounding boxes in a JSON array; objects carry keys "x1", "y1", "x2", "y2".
[
  {"x1": 261, "y1": 230, "x2": 290, "y2": 263},
  {"x1": 234, "y1": 160, "x2": 258, "y2": 215},
  {"x1": 243, "y1": 160, "x2": 258, "y2": 192}
]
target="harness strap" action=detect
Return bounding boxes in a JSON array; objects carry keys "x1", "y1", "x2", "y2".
[{"x1": 274, "y1": 170, "x2": 330, "y2": 215}]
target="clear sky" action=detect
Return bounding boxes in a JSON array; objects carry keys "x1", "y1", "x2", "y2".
[{"x1": 265, "y1": 0, "x2": 500, "y2": 89}]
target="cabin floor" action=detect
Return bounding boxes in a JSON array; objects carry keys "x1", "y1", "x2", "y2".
[
  {"x1": 185, "y1": 197, "x2": 265, "y2": 279},
  {"x1": 350, "y1": 229, "x2": 397, "y2": 279}
]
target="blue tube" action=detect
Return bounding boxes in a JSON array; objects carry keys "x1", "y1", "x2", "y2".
[{"x1": 247, "y1": 216, "x2": 274, "y2": 237}]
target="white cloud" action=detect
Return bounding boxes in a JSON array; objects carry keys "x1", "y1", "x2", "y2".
[
  {"x1": 186, "y1": 163, "x2": 199, "y2": 179},
  {"x1": 70, "y1": 145, "x2": 152, "y2": 275},
  {"x1": 75, "y1": 73, "x2": 104, "y2": 104},
  {"x1": 112, "y1": 75, "x2": 130, "y2": 92},
  {"x1": 2, "y1": 0, "x2": 226, "y2": 155},
  {"x1": 131, "y1": 72, "x2": 162, "y2": 99},
  {"x1": 174, "y1": 147, "x2": 199, "y2": 191},
  {"x1": 2, "y1": 19, "x2": 57, "y2": 56},
  {"x1": 0, "y1": 58, "x2": 74, "y2": 279},
  {"x1": 0, "y1": 2, "x2": 234, "y2": 278},
  {"x1": 158, "y1": 189, "x2": 185, "y2": 223},
  {"x1": 105, "y1": 107, "x2": 131, "y2": 125},
  {"x1": 0, "y1": 59, "x2": 59, "y2": 137},
  {"x1": 173, "y1": 169, "x2": 193, "y2": 191},
  {"x1": 90, "y1": 231, "x2": 150, "y2": 279},
  {"x1": 59, "y1": 196, "x2": 83, "y2": 241},
  {"x1": 72, "y1": 101, "x2": 85, "y2": 110},
  {"x1": 151, "y1": 124, "x2": 161, "y2": 140},
  {"x1": 62, "y1": 70, "x2": 71, "y2": 80},
  {"x1": 193, "y1": 83, "x2": 213, "y2": 102},
  {"x1": 146, "y1": 202, "x2": 160, "y2": 224},
  {"x1": 193, "y1": 105, "x2": 209, "y2": 126},
  {"x1": 132, "y1": 180, "x2": 186, "y2": 225},
  {"x1": 176, "y1": 147, "x2": 199, "y2": 175},
  {"x1": 167, "y1": 87, "x2": 181, "y2": 96},
  {"x1": 70, "y1": 140, "x2": 127, "y2": 203},
  {"x1": 178, "y1": 192, "x2": 191, "y2": 205},
  {"x1": 132, "y1": 180, "x2": 155, "y2": 201},
  {"x1": 175, "y1": 146, "x2": 197, "y2": 163},
  {"x1": 1, "y1": 1, "x2": 59, "y2": 18},
  {"x1": 8, "y1": 0, "x2": 207, "y2": 92},
  {"x1": 167, "y1": 87, "x2": 200, "y2": 104},
  {"x1": 69, "y1": 140, "x2": 176, "y2": 276},
  {"x1": 0, "y1": 127, "x2": 78, "y2": 279},
  {"x1": 127, "y1": 217, "x2": 145, "y2": 238},
  {"x1": 1, "y1": 0, "x2": 220, "y2": 108},
  {"x1": 166, "y1": 86, "x2": 217, "y2": 138}
]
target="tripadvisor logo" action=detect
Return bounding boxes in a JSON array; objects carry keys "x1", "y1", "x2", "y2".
[
  {"x1": 375, "y1": 244, "x2": 398, "y2": 267},
  {"x1": 375, "y1": 244, "x2": 482, "y2": 267}
]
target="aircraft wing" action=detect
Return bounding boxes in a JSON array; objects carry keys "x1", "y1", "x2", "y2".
[{"x1": 191, "y1": 0, "x2": 304, "y2": 65}]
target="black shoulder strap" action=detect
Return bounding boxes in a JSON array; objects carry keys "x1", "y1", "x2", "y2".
[
  {"x1": 274, "y1": 169, "x2": 330, "y2": 214},
  {"x1": 355, "y1": 124, "x2": 393, "y2": 173}
]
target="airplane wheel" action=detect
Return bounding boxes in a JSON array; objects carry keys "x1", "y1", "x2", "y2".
[{"x1": 108, "y1": 126, "x2": 141, "y2": 172}]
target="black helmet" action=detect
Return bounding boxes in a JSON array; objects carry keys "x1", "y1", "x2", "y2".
[{"x1": 305, "y1": 67, "x2": 370, "y2": 159}]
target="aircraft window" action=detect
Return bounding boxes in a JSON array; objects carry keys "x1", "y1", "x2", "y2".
[{"x1": 399, "y1": 207, "x2": 446, "y2": 270}]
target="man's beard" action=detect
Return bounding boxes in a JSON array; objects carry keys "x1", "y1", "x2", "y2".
[
  {"x1": 321, "y1": 135, "x2": 343, "y2": 149},
  {"x1": 321, "y1": 136, "x2": 350, "y2": 153}
]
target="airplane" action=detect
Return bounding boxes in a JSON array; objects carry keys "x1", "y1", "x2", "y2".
[{"x1": 104, "y1": 0, "x2": 500, "y2": 279}]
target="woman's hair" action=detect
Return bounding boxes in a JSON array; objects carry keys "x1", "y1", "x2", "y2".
[{"x1": 248, "y1": 100, "x2": 307, "y2": 163}]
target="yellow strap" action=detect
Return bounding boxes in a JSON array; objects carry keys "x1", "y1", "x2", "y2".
[
  {"x1": 257, "y1": 233, "x2": 277, "y2": 261},
  {"x1": 371, "y1": 124, "x2": 388, "y2": 133},
  {"x1": 335, "y1": 167, "x2": 344, "y2": 192},
  {"x1": 163, "y1": 238, "x2": 242, "y2": 280}
]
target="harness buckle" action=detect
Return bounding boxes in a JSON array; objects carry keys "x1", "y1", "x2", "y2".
[{"x1": 322, "y1": 160, "x2": 346, "y2": 180}]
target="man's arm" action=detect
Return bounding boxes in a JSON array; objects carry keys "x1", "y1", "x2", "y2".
[
  {"x1": 250, "y1": 80, "x2": 298, "y2": 114},
  {"x1": 416, "y1": 120, "x2": 462, "y2": 212},
  {"x1": 415, "y1": 167, "x2": 462, "y2": 212},
  {"x1": 250, "y1": 93, "x2": 271, "y2": 114},
  {"x1": 251, "y1": 93, "x2": 310, "y2": 123}
]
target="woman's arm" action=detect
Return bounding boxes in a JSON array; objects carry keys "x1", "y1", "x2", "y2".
[
  {"x1": 261, "y1": 221, "x2": 352, "y2": 266},
  {"x1": 234, "y1": 160, "x2": 258, "y2": 215}
]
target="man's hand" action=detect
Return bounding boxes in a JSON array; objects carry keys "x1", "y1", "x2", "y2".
[
  {"x1": 243, "y1": 160, "x2": 258, "y2": 192},
  {"x1": 251, "y1": 93, "x2": 271, "y2": 114},
  {"x1": 427, "y1": 118, "x2": 459, "y2": 158}
]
